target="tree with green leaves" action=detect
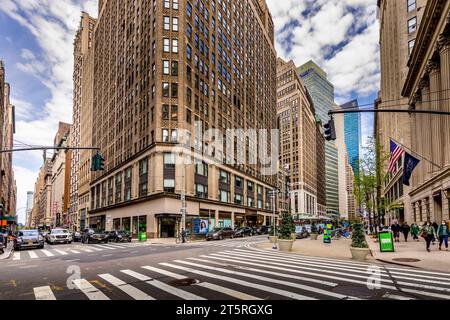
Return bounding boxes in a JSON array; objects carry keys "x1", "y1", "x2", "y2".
[
  {"x1": 278, "y1": 211, "x2": 295, "y2": 240},
  {"x1": 351, "y1": 222, "x2": 368, "y2": 248}
]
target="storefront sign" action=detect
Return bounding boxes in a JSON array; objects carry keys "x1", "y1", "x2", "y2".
[{"x1": 379, "y1": 231, "x2": 395, "y2": 252}]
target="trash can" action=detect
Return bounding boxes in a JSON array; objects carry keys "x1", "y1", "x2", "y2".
[
  {"x1": 378, "y1": 231, "x2": 395, "y2": 252},
  {"x1": 139, "y1": 232, "x2": 147, "y2": 242}
]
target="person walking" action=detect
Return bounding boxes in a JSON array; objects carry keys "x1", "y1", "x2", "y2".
[
  {"x1": 432, "y1": 222, "x2": 439, "y2": 245},
  {"x1": 181, "y1": 228, "x2": 186, "y2": 243},
  {"x1": 401, "y1": 222, "x2": 410, "y2": 242},
  {"x1": 391, "y1": 221, "x2": 401, "y2": 242},
  {"x1": 421, "y1": 222, "x2": 436, "y2": 252},
  {"x1": 411, "y1": 223, "x2": 420, "y2": 241},
  {"x1": 437, "y1": 221, "x2": 449, "y2": 251}
]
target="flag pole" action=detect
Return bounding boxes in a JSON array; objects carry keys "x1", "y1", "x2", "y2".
[{"x1": 390, "y1": 137, "x2": 442, "y2": 169}]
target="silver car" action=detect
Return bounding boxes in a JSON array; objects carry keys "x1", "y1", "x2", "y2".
[
  {"x1": 14, "y1": 230, "x2": 44, "y2": 250},
  {"x1": 46, "y1": 228, "x2": 73, "y2": 244}
]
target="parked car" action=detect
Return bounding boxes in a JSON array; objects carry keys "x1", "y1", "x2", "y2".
[
  {"x1": 14, "y1": 229, "x2": 44, "y2": 250},
  {"x1": 0, "y1": 241, "x2": 4, "y2": 254},
  {"x1": 206, "y1": 227, "x2": 235, "y2": 241},
  {"x1": 107, "y1": 230, "x2": 132, "y2": 243},
  {"x1": 72, "y1": 231, "x2": 82, "y2": 242},
  {"x1": 234, "y1": 227, "x2": 253, "y2": 237},
  {"x1": 81, "y1": 228, "x2": 109, "y2": 244},
  {"x1": 46, "y1": 228, "x2": 73, "y2": 244},
  {"x1": 256, "y1": 225, "x2": 269, "y2": 235},
  {"x1": 296, "y1": 227, "x2": 310, "y2": 239}
]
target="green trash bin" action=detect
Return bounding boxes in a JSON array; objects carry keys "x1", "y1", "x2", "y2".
[{"x1": 139, "y1": 232, "x2": 147, "y2": 242}]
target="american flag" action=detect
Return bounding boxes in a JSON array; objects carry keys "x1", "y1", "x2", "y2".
[{"x1": 389, "y1": 140, "x2": 404, "y2": 173}]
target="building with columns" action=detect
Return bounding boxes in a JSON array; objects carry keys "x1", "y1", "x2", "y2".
[
  {"x1": 376, "y1": 0, "x2": 427, "y2": 224},
  {"x1": 402, "y1": 0, "x2": 450, "y2": 224},
  {"x1": 83, "y1": 0, "x2": 278, "y2": 238}
]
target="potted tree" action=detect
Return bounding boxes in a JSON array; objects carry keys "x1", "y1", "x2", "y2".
[
  {"x1": 277, "y1": 212, "x2": 295, "y2": 251},
  {"x1": 310, "y1": 222, "x2": 318, "y2": 240},
  {"x1": 350, "y1": 223, "x2": 370, "y2": 261},
  {"x1": 269, "y1": 222, "x2": 277, "y2": 243}
]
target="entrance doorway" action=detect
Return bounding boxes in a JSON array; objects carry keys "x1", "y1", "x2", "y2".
[
  {"x1": 433, "y1": 192, "x2": 443, "y2": 223},
  {"x1": 159, "y1": 217, "x2": 177, "y2": 238}
]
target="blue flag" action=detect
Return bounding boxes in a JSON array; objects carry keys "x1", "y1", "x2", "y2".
[{"x1": 403, "y1": 152, "x2": 420, "y2": 186}]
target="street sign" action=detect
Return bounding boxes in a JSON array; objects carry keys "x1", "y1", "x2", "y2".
[
  {"x1": 323, "y1": 223, "x2": 332, "y2": 244},
  {"x1": 379, "y1": 231, "x2": 395, "y2": 252}
]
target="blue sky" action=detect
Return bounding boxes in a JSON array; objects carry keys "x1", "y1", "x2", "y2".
[{"x1": 0, "y1": 0, "x2": 379, "y2": 224}]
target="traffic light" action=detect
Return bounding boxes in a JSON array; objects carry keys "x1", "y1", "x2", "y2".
[
  {"x1": 99, "y1": 155, "x2": 105, "y2": 171},
  {"x1": 324, "y1": 119, "x2": 336, "y2": 141},
  {"x1": 91, "y1": 153, "x2": 106, "y2": 171}
]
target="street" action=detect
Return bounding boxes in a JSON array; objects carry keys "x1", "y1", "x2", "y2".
[{"x1": 0, "y1": 236, "x2": 449, "y2": 300}]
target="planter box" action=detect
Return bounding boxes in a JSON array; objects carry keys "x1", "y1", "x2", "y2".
[
  {"x1": 277, "y1": 239, "x2": 294, "y2": 252},
  {"x1": 269, "y1": 236, "x2": 277, "y2": 243},
  {"x1": 350, "y1": 247, "x2": 370, "y2": 261},
  {"x1": 310, "y1": 233, "x2": 318, "y2": 240}
]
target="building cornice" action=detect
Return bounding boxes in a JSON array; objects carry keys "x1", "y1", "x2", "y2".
[{"x1": 409, "y1": 167, "x2": 450, "y2": 197}]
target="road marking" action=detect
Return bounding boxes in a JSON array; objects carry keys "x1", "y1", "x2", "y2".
[
  {"x1": 383, "y1": 293, "x2": 415, "y2": 300},
  {"x1": 106, "y1": 244, "x2": 127, "y2": 248},
  {"x1": 120, "y1": 269, "x2": 205, "y2": 300},
  {"x1": 142, "y1": 266, "x2": 261, "y2": 300},
  {"x1": 28, "y1": 251, "x2": 38, "y2": 259},
  {"x1": 80, "y1": 248, "x2": 93, "y2": 253},
  {"x1": 201, "y1": 254, "x2": 338, "y2": 287},
  {"x1": 40, "y1": 250, "x2": 54, "y2": 257},
  {"x1": 34, "y1": 286, "x2": 56, "y2": 300},
  {"x1": 98, "y1": 274, "x2": 155, "y2": 300},
  {"x1": 160, "y1": 262, "x2": 315, "y2": 300},
  {"x1": 102, "y1": 254, "x2": 112, "y2": 257},
  {"x1": 53, "y1": 249, "x2": 68, "y2": 255},
  {"x1": 72, "y1": 279, "x2": 110, "y2": 300},
  {"x1": 179, "y1": 259, "x2": 348, "y2": 300},
  {"x1": 12, "y1": 252, "x2": 20, "y2": 260},
  {"x1": 86, "y1": 246, "x2": 102, "y2": 251},
  {"x1": 70, "y1": 250, "x2": 81, "y2": 254},
  {"x1": 93, "y1": 244, "x2": 116, "y2": 250}
]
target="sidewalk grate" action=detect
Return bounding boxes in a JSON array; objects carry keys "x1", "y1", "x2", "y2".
[{"x1": 392, "y1": 258, "x2": 421, "y2": 263}]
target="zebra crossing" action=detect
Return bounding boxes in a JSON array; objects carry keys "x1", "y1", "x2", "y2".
[
  {"x1": 11, "y1": 242, "x2": 155, "y2": 261},
  {"x1": 29, "y1": 246, "x2": 450, "y2": 300}
]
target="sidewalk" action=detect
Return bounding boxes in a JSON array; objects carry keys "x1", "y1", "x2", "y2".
[
  {"x1": 366, "y1": 235, "x2": 450, "y2": 272},
  {"x1": 255, "y1": 235, "x2": 378, "y2": 262},
  {"x1": 132, "y1": 237, "x2": 205, "y2": 245},
  {"x1": 0, "y1": 242, "x2": 13, "y2": 260}
]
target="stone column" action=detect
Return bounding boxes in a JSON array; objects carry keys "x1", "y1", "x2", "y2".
[
  {"x1": 437, "y1": 35, "x2": 450, "y2": 168},
  {"x1": 214, "y1": 210, "x2": 219, "y2": 228},
  {"x1": 427, "y1": 60, "x2": 442, "y2": 174},
  {"x1": 414, "y1": 90, "x2": 424, "y2": 186},
  {"x1": 421, "y1": 82, "x2": 433, "y2": 182},
  {"x1": 231, "y1": 212, "x2": 235, "y2": 229}
]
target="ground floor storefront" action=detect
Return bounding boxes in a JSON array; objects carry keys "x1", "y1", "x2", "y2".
[{"x1": 87, "y1": 197, "x2": 275, "y2": 239}]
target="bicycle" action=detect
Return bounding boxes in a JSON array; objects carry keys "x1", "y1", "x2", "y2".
[{"x1": 175, "y1": 231, "x2": 191, "y2": 244}]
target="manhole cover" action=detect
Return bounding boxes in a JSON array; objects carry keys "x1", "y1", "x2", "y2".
[
  {"x1": 168, "y1": 278, "x2": 199, "y2": 286},
  {"x1": 392, "y1": 258, "x2": 421, "y2": 263}
]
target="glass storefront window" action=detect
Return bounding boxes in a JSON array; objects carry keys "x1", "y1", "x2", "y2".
[
  {"x1": 122, "y1": 217, "x2": 131, "y2": 232},
  {"x1": 113, "y1": 218, "x2": 121, "y2": 230}
]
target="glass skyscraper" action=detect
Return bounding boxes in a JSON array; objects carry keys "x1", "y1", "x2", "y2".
[
  {"x1": 340, "y1": 100, "x2": 361, "y2": 177},
  {"x1": 298, "y1": 60, "x2": 339, "y2": 215}
]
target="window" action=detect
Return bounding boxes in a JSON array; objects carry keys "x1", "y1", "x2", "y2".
[
  {"x1": 247, "y1": 181, "x2": 254, "y2": 192},
  {"x1": 407, "y1": 0, "x2": 416, "y2": 12},
  {"x1": 164, "y1": 16, "x2": 170, "y2": 30},
  {"x1": 187, "y1": 44, "x2": 192, "y2": 60},
  {"x1": 257, "y1": 199, "x2": 263, "y2": 209},
  {"x1": 171, "y1": 61, "x2": 178, "y2": 76},
  {"x1": 235, "y1": 194, "x2": 242, "y2": 205},
  {"x1": 187, "y1": 2, "x2": 192, "y2": 17},
  {"x1": 164, "y1": 153, "x2": 175, "y2": 168},
  {"x1": 173, "y1": 17, "x2": 178, "y2": 32},
  {"x1": 163, "y1": 38, "x2": 170, "y2": 52},
  {"x1": 408, "y1": 17, "x2": 417, "y2": 33},
  {"x1": 164, "y1": 0, "x2": 170, "y2": 8},
  {"x1": 219, "y1": 170, "x2": 230, "y2": 184},
  {"x1": 139, "y1": 158, "x2": 148, "y2": 197},
  {"x1": 172, "y1": 39, "x2": 178, "y2": 53},
  {"x1": 186, "y1": 109, "x2": 192, "y2": 124},
  {"x1": 247, "y1": 197, "x2": 254, "y2": 207},
  {"x1": 235, "y1": 176, "x2": 243, "y2": 188},
  {"x1": 195, "y1": 184, "x2": 208, "y2": 198},
  {"x1": 162, "y1": 129, "x2": 169, "y2": 142},
  {"x1": 219, "y1": 190, "x2": 230, "y2": 203},
  {"x1": 187, "y1": 24, "x2": 192, "y2": 38},
  {"x1": 162, "y1": 104, "x2": 169, "y2": 120},
  {"x1": 115, "y1": 173, "x2": 122, "y2": 203},
  {"x1": 171, "y1": 83, "x2": 178, "y2": 98},
  {"x1": 164, "y1": 179, "x2": 175, "y2": 193},
  {"x1": 171, "y1": 105, "x2": 178, "y2": 121},
  {"x1": 195, "y1": 162, "x2": 208, "y2": 176},
  {"x1": 124, "y1": 167, "x2": 132, "y2": 201},
  {"x1": 163, "y1": 60, "x2": 169, "y2": 74},
  {"x1": 162, "y1": 82, "x2": 169, "y2": 97},
  {"x1": 408, "y1": 39, "x2": 415, "y2": 55},
  {"x1": 171, "y1": 129, "x2": 177, "y2": 142},
  {"x1": 173, "y1": 0, "x2": 178, "y2": 10}
]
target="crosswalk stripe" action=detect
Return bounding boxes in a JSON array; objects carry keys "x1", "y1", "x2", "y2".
[
  {"x1": 94, "y1": 244, "x2": 116, "y2": 250},
  {"x1": 28, "y1": 251, "x2": 38, "y2": 259},
  {"x1": 70, "y1": 250, "x2": 81, "y2": 254},
  {"x1": 386, "y1": 266, "x2": 450, "y2": 278},
  {"x1": 196, "y1": 255, "x2": 338, "y2": 287},
  {"x1": 142, "y1": 265, "x2": 261, "y2": 300},
  {"x1": 120, "y1": 269, "x2": 205, "y2": 300},
  {"x1": 160, "y1": 262, "x2": 315, "y2": 300},
  {"x1": 107, "y1": 244, "x2": 128, "y2": 248},
  {"x1": 98, "y1": 274, "x2": 155, "y2": 300},
  {"x1": 382, "y1": 293, "x2": 415, "y2": 300},
  {"x1": 34, "y1": 286, "x2": 56, "y2": 300},
  {"x1": 72, "y1": 279, "x2": 110, "y2": 300},
  {"x1": 181, "y1": 258, "x2": 350, "y2": 300},
  {"x1": 86, "y1": 246, "x2": 102, "y2": 251},
  {"x1": 53, "y1": 249, "x2": 68, "y2": 255},
  {"x1": 80, "y1": 248, "x2": 93, "y2": 253},
  {"x1": 40, "y1": 250, "x2": 54, "y2": 257},
  {"x1": 13, "y1": 252, "x2": 20, "y2": 260}
]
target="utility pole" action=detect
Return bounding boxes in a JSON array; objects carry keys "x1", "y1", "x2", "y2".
[{"x1": 180, "y1": 159, "x2": 187, "y2": 234}]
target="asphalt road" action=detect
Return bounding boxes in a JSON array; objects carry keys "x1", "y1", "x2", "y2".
[{"x1": 0, "y1": 236, "x2": 449, "y2": 300}]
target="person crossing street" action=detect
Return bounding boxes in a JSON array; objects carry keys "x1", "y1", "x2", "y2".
[
  {"x1": 421, "y1": 222, "x2": 436, "y2": 252},
  {"x1": 437, "y1": 221, "x2": 449, "y2": 251},
  {"x1": 411, "y1": 223, "x2": 420, "y2": 241}
]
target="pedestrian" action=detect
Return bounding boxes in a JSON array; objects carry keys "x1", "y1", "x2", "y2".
[
  {"x1": 437, "y1": 221, "x2": 449, "y2": 251},
  {"x1": 401, "y1": 222, "x2": 410, "y2": 242},
  {"x1": 181, "y1": 228, "x2": 186, "y2": 243},
  {"x1": 411, "y1": 222, "x2": 420, "y2": 241},
  {"x1": 421, "y1": 222, "x2": 436, "y2": 252},
  {"x1": 391, "y1": 221, "x2": 401, "y2": 242}
]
